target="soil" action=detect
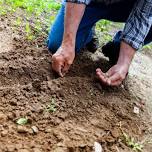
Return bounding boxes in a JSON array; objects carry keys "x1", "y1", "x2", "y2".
[{"x1": 0, "y1": 16, "x2": 152, "y2": 152}]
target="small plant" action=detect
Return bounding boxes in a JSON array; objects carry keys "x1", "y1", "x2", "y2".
[
  {"x1": 15, "y1": 17, "x2": 22, "y2": 27},
  {"x1": 118, "y1": 122, "x2": 144, "y2": 152},
  {"x1": 143, "y1": 44, "x2": 152, "y2": 50},
  {"x1": 46, "y1": 98, "x2": 57, "y2": 113},
  {"x1": 122, "y1": 132, "x2": 144, "y2": 152},
  {"x1": 0, "y1": 0, "x2": 61, "y2": 40},
  {"x1": 25, "y1": 22, "x2": 34, "y2": 40},
  {"x1": 16, "y1": 117, "x2": 28, "y2": 125}
]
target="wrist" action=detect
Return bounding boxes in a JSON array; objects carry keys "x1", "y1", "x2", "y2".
[
  {"x1": 62, "y1": 36, "x2": 75, "y2": 51},
  {"x1": 117, "y1": 41, "x2": 136, "y2": 66},
  {"x1": 60, "y1": 42, "x2": 75, "y2": 55}
]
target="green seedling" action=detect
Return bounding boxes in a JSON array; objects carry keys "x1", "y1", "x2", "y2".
[
  {"x1": 16, "y1": 117, "x2": 28, "y2": 125},
  {"x1": 123, "y1": 132, "x2": 144, "y2": 152},
  {"x1": 118, "y1": 122, "x2": 144, "y2": 152},
  {"x1": 143, "y1": 44, "x2": 152, "y2": 50},
  {"x1": 46, "y1": 98, "x2": 57, "y2": 113},
  {"x1": 15, "y1": 17, "x2": 22, "y2": 27},
  {"x1": 25, "y1": 22, "x2": 35, "y2": 40},
  {"x1": 1, "y1": 0, "x2": 61, "y2": 40}
]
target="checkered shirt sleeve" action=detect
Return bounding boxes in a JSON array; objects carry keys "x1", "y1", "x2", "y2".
[
  {"x1": 64, "y1": 0, "x2": 152, "y2": 50},
  {"x1": 121, "y1": 0, "x2": 152, "y2": 50}
]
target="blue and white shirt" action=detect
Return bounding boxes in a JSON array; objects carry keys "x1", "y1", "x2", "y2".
[{"x1": 65, "y1": 0, "x2": 152, "y2": 50}]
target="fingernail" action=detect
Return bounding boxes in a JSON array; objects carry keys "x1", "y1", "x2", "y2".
[{"x1": 96, "y1": 68, "x2": 100, "y2": 72}]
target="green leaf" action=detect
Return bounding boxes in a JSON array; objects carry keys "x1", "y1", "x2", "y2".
[{"x1": 16, "y1": 118, "x2": 28, "y2": 125}]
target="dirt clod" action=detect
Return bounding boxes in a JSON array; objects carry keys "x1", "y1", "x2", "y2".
[
  {"x1": 18, "y1": 149, "x2": 30, "y2": 152},
  {"x1": 17, "y1": 126, "x2": 29, "y2": 134},
  {"x1": 111, "y1": 128, "x2": 120, "y2": 138},
  {"x1": 0, "y1": 113, "x2": 7, "y2": 122},
  {"x1": 1, "y1": 130, "x2": 8, "y2": 137}
]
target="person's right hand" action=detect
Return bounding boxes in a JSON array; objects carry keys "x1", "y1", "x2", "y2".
[{"x1": 51, "y1": 45, "x2": 75, "y2": 77}]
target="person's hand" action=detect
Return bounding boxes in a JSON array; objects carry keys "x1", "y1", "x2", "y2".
[
  {"x1": 52, "y1": 45, "x2": 75, "y2": 77},
  {"x1": 96, "y1": 41, "x2": 136, "y2": 86},
  {"x1": 96, "y1": 63, "x2": 129, "y2": 86}
]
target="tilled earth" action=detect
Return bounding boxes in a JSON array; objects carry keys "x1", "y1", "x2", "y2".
[{"x1": 0, "y1": 17, "x2": 152, "y2": 152}]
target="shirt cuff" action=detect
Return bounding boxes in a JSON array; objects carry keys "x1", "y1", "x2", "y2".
[{"x1": 121, "y1": 34, "x2": 143, "y2": 50}]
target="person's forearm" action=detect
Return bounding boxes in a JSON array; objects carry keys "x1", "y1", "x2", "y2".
[
  {"x1": 117, "y1": 41, "x2": 136, "y2": 67},
  {"x1": 62, "y1": 3, "x2": 86, "y2": 49}
]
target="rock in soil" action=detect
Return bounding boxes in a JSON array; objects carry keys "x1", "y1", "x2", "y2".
[
  {"x1": 17, "y1": 126, "x2": 29, "y2": 134},
  {"x1": 1, "y1": 130, "x2": 8, "y2": 137},
  {"x1": 6, "y1": 145, "x2": 16, "y2": 152},
  {"x1": 31, "y1": 126, "x2": 39, "y2": 134},
  {"x1": 111, "y1": 128, "x2": 120, "y2": 138}
]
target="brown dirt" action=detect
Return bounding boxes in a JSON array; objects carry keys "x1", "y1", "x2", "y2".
[{"x1": 0, "y1": 17, "x2": 152, "y2": 152}]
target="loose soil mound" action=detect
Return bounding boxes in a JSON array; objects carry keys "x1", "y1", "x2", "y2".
[{"x1": 0, "y1": 17, "x2": 151, "y2": 152}]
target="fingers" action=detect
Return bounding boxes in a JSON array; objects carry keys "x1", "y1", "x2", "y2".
[
  {"x1": 52, "y1": 55, "x2": 64, "y2": 77},
  {"x1": 106, "y1": 73, "x2": 121, "y2": 86},
  {"x1": 96, "y1": 68, "x2": 125, "y2": 86},
  {"x1": 108, "y1": 80, "x2": 122, "y2": 86},
  {"x1": 51, "y1": 46, "x2": 75, "y2": 77},
  {"x1": 52, "y1": 62, "x2": 64, "y2": 77},
  {"x1": 62, "y1": 62, "x2": 70, "y2": 76},
  {"x1": 96, "y1": 68, "x2": 108, "y2": 84},
  {"x1": 51, "y1": 54, "x2": 72, "y2": 77}
]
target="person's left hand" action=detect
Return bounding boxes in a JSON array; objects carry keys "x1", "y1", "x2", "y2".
[
  {"x1": 52, "y1": 45, "x2": 75, "y2": 77},
  {"x1": 96, "y1": 63, "x2": 129, "y2": 86}
]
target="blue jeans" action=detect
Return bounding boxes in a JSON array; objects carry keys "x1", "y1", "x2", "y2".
[{"x1": 47, "y1": 1, "x2": 152, "y2": 54}]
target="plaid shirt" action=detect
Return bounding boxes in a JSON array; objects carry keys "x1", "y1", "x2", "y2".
[{"x1": 65, "y1": 0, "x2": 152, "y2": 50}]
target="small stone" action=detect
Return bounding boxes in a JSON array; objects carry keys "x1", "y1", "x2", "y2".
[
  {"x1": 94, "y1": 142, "x2": 103, "y2": 152},
  {"x1": 0, "y1": 125, "x2": 3, "y2": 131},
  {"x1": 105, "y1": 135, "x2": 115, "y2": 143},
  {"x1": 15, "y1": 143, "x2": 23, "y2": 149},
  {"x1": 7, "y1": 145, "x2": 16, "y2": 152},
  {"x1": 111, "y1": 128, "x2": 120, "y2": 138},
  {"x1": 133, "y1": 106, "x2": 140, "y2": 114},
  {"x1": 7, "y1": 112, "x2": 16, "y2": 120},
  {"x1": 1, "y1": 130, "x2": 8, "y2": 137},
  {"x1": 10, "y1": 99, "x2": 17, "y2": 106},
  {"x1": 17, "y1": 126, "x2": 28, "y2": 133},
  {"x1": 13, "y1": 35, "x2": 20, "y2": 41},
  {"x1": 58, "y1": 112, "x2": 68, "y2": 120},
  {"x1": 45, "y1": 128, "x2": 52, "y2": 133},
  {"x1": 31, "y1": 126, "x2": 39, "y2": 134}
]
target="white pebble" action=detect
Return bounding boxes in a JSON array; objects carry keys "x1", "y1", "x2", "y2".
[
  {"x1": 94, "y1": 142, "x2": 103, "y2": 152},
  {"x1": 133, "y1": 106, "x2": 140, "y2": 114}
]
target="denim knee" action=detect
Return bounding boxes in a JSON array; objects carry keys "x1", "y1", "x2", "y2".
[{"x1": 47, "y1": 39, "x2": 60, "y2": 54}]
